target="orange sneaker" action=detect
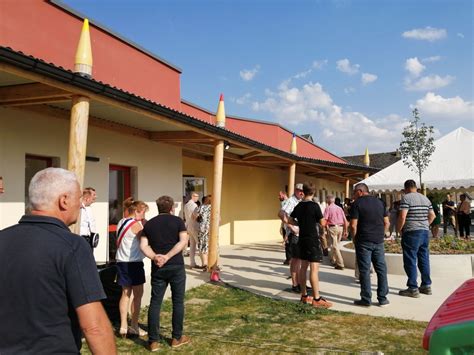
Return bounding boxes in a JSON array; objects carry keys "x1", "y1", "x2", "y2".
[
  {"x1": 312, "y1": 297, "x2": 333, "y2": 309},
  {"x1": 300, "y1": 294, "x2": 313, "y2": 304}
]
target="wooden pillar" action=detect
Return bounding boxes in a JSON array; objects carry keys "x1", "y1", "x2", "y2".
[
  {"x1": 288, "y1": 133, "x2": 297, "y2": 197},
  {"x1": 69, "y1": 19, "x2": 92, "y2": 233},
  {"x1": 68, "y1": 96, "x2": 90, "y2": 187},
  {"x1": 208, "y1": 94, "x2": 226, "y2": 276},
  {"x1": 288, "y1": 163, "x2": 296, "y2": 197},
  {"x1": 208, "y1": 139, "x2": 224, "y2": 271},
  {"x1": 345, "y1": 179, "x2": 350, "y2": 199}
]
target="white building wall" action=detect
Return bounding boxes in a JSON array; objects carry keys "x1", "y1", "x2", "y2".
[{"x1": 0, "y1": 107, "x2": 183, "y2": 263}]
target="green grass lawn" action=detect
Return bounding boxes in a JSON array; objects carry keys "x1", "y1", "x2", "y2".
[{"x1": 83, "y1": 283, "x2": 427, "y2": 354}]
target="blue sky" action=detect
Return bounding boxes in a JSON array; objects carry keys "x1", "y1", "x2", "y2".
[{"x1": 63, "y1": 0, "x2": 473, "y2": 156}]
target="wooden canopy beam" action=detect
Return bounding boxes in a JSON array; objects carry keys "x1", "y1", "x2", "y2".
[
  {"x1": 241, "y1": 151, "x2": 261, "y2": 160},
  {"x1": 0, "y1": 83, "x2": 71, "y2": 106},
  {"x1": 15, "y1": 104, "x2": 151, "y2": 139}
]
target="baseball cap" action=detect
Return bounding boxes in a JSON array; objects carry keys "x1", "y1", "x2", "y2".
[{"x1": 295, "y1": 183, "x2": 303, "y2": 190}]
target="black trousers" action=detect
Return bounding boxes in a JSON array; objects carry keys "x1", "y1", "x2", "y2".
[{"x1": 458, "y1": 214, "x2": 471, "y2": 237}]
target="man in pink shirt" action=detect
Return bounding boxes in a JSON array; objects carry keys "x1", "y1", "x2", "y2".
[{"x1": 324, "y1": 195, "x2": 348, "y2": 270}]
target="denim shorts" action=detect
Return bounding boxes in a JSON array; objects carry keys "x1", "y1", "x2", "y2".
[{"x1": 116, "y1": 261, "x2": 145, "y2": 286}]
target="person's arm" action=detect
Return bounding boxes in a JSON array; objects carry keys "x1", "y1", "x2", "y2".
[
  {"x1": 428, "y1": 209, "x2": 436, "y2": 224},
  {"x1": 383, "y1": 216, "x2": 390, "y2": 235},
  {"x1": 77, "y1": 302, "x2": 116, "y2": 355},
  {"x1": 278, "y1": 209, "x2": 287, "y2": 222},
  {"x1": 397, "y1": 209, "x2": 407, "y2": 234},
  {"x1": 131, "y1": 221, "x2": 143, "y2": 235},
  {"x1": 342, "y1": 213, "x2": 349, "y2": 238},
  {"x1": 349, "y1": 219, "x2": 358, "y2": 242},
  {"x1": 281, "y1": 212, "x2": 298, "y2": 226},
  {"x1": 319, "y1": 217, "x2": 327, "y2": 228},
  {"x1": 140, "y1": 234, "x2": 161, "y2": 266},
  {"x1": 156, "y1": 231, "x2": 189, "y2": 267}
]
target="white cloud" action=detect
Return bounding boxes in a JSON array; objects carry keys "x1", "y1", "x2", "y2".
[
  {"x1": 405, "y1": 74, "x2": 455, "y2": 91},
  {"x1": 412, "y1": 92, "x2": 474, "y2": 120},
  {"x1": 457, "y1": 33, "x2": 465, "y2": 38},
  {"x1": 234, "y1": 93, "x2": 252, "y2": 105},
  {"x1": 336, "y1": 58, "x2": 360, "y2": 75},
  {"x1": 361, "y1": 73, "x2": 378, "y2": 85},
  {"x1": 402, "y1": 27, "x2": 447, "y2": 42},
  {"x1": 291, "y1": 60, "x2": 328, "y2": 80},
  {"x1": 239, "y1": 65, "x2": 260, "y2": 81},
  {"x1": 293, "y1": 69, "x2": 313, "y2": 79},
  {"x1": 422, "y1": 55, "x2": 441, "y2": 63},
  {"x1": 312, "y1": 59, "x2": 328, "y2": 69},
  {"x1": 252, "y1": 80, "x2": 408, "y2": 154},
  {"x1": 405, "y1": 57, "x2": 426, "y2": 77}
]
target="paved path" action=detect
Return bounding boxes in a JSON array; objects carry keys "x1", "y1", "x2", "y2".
[{"x1": 144, "y1": 241, "x2": 472, "y2": 322}]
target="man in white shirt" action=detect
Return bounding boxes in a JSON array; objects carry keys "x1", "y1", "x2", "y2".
[
  {"x1": 184, "y1": 192, "x2": 200, "y2": 268},
  {"x1": 80, "y1": 187, "x2": 98, "y2": 249}
]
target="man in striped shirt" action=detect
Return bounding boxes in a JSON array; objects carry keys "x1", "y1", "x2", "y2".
[{"x1": 397, "y1": 179, "x2": 436, "y2": 298}]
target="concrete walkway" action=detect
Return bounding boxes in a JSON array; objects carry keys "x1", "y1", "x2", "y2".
[{"x1": 144, "y1": 241, "x2": 472, "y2": 322}]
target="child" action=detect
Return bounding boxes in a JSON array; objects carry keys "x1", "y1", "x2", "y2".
[{"x1": 283, "y1": 182, "x2": 332, "y2": 308}]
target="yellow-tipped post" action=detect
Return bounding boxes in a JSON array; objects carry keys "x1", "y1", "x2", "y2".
[
  {"x1": 74, "y1": 19, "x2": 93, "y2": 77},
  {"x1": 69, "y1": 19, "x2": 93, "y2": 233},
  {"x1": 216, "y1": 94, "x2": 226, "y2": 128},
  {"x1": 288, "y1": 133, "x2": 297, "y2": 197},
  {"x1": 364, "y1": 147, "x2": 370, "y2": 179},
  {"x1": 209, "y1": 95, "x2": 226, "y2": 281}
]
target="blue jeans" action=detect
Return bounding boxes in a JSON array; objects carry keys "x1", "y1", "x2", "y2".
[
  {"x1": 355, "y1": 241, "x2": 389, "y2": 304},
  {"x1": 401, "y1": 229, "x2": 431, "y2": 289},
  {"x1": 148, "y1": 264, "x2": 186, "y2": 341}
]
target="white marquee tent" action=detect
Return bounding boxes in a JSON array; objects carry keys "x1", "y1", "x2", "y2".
[{"x1": 360, "y1": 127, "x2": 474, "y2": 192}]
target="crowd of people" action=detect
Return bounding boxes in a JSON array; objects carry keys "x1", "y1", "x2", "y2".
[
  {"x1": 0, "y1": 167, "x2": 471, "y2": 353},
  {"x1": 278, "y1": 179, "x2": 471, "y2": 309}
]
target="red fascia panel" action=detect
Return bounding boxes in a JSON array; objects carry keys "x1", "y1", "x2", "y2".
[
  {"x1": 227, "y1": 117, "x2": 345, "y2": 163},
  {"x1": 226, "y1": 118, "x2": 280, "y2": 147},
  {"x1": 180, "y1": 101, "x2": 214, "y2": 124},
  {"x1": 0, "y1": 1, "x2": 181, "y2": 108}
]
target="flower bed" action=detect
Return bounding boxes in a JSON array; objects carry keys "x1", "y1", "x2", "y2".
[
  {"x1": 344, "y1": 236, "x2": 474, "y2": 255},
  {"x1": 340, "y1": 238, "x2": 474, "y2": 278}
]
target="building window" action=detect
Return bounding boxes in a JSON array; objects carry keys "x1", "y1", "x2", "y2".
[
  {"x1": 183, "y1": 177, "x2": 206, "y2": 204},
  {"x1": 25, "y1": 154, "x2": 54, "y2": 212}
]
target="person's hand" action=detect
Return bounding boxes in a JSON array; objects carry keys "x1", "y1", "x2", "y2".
[
  {"x1": 342, "y1": 231, "x2": 348, "y2": 240},
  {"x1": 153, "y1": 254, "x2": 169, "y2": 268}
]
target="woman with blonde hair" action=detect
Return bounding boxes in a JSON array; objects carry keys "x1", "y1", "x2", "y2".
[{"x1": 116, "y1": 197, "x2": 149, "y2": 337}]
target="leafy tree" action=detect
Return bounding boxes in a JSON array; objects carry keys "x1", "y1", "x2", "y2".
[{"x1": 399, "y1": 108, "x2": 435, "y2": 187}]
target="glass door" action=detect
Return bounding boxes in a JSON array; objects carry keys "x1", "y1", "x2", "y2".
[{"x1": 108, "y1": 164, "x2": 131, "y2": 262}]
